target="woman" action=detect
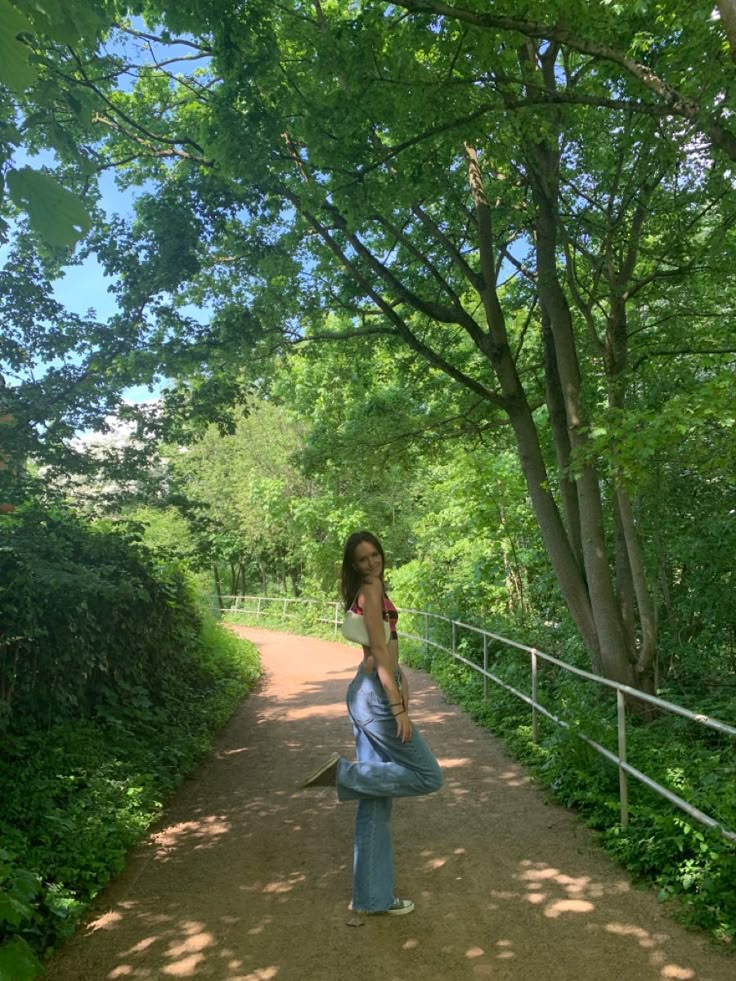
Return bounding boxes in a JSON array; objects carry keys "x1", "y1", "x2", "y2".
[{"x1": 300, "y1": 530, "x2": 443, "y2": 916}]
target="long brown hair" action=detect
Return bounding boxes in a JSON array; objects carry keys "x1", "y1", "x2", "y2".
[{"x1": 340, "y1": 530, "x2": 386, "y2": 610}]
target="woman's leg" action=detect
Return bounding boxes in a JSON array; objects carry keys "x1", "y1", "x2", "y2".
[
  {"x1": 340, "y1": 668, "x2": 442, "y2": 912},
  {"x1": 351, "y1": 724, "x2": 394, "y2": 913},
  {"x1": 338, "y1": 671, "x2": 443, "y2": 803}
]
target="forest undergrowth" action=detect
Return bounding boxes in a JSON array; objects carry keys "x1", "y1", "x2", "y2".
[{"x1": 0, "y1": 507, "x2": 262, "y2": 980}]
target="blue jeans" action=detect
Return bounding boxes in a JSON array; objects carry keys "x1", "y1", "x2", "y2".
[{"x1": 336, "y1": 665, "x2": 443, "y2": 912}]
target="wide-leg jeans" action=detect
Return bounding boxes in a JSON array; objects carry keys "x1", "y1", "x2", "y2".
[{"x1": 336, "y1": 665, "x2": 443, "y2": 912}]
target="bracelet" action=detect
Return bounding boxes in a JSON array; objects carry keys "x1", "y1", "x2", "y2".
[
  {"x1": 392, "y1": 708, "x2": 406, "y2": 717},
  {"x1": 389, "y1": 701, "x2": 403, "y2": 707}
]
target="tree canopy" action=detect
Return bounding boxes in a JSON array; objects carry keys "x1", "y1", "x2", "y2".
[{"x1": 2, "y1": 0, "x2": 736, "y2": 692}]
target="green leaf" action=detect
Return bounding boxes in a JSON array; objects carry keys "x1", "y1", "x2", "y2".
[
  {"x1": 9, "y1": 870, "x2": 41, "y2": 905},
  {"x1": 29, "y1": 1, "x2": 106, "y2": 46},
  {"x1": 0, "y1": 893, "x2": 31, "y2": 927},
  {"x1": 0, "y1": 0, "x2": 37, "y2": 93},
  {"x1": 6, "y1": 167, "x2": 92, "y2": 248},
  {"x1": 0, "y1": 936, "x2": 44, "y2": 981}
]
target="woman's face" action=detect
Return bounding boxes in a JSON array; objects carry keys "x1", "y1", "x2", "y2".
[{"x1": 353, "y1": 540, "x2": 383, "y2": 579}]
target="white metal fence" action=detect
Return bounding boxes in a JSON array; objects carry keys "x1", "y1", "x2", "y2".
[{"x1": 220, "y1": 594, "x2": 736, "y2": 844}]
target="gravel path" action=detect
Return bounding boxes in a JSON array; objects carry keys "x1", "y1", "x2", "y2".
[{"x1": 45, "y1": 627, "x2": 733, "y2": 981}]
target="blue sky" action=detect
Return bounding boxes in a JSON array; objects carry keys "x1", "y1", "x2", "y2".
[
  {"x1": 47, "y1": 23, "x2": 211, "y2": 404},
  {"x1": 1, "y1": 145, "x2": 159, "y2": 401},
  {"x1": 50, "y1": 170, "x2": 168, "y2": 404},
  {"x1": 51, "y1": 169, "x2": 163, "y2": 402},
  {"x1": 53, "y1": 170, "x2": 128, "y2": 318}
]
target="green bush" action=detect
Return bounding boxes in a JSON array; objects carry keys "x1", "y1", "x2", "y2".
[
  {"x1": 0, "y1": 617, "x2": 260, "y2": 969},
  {"x1": 0, "y1": 503, "x2": 206, "y2": 730},
  {"x1": 0, "y1": 503, "x2": 262, "y2": 974}
]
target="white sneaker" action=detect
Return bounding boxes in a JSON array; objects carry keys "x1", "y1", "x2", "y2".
[
  {"x1": 384, "y1": 897, "x2": 415, "y2": 916},
  {"x1": 351, "y1": 897, "x2": 415, "y2": 916}
]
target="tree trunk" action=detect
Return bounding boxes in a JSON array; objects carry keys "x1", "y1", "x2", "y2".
[
  {"x1": 505, "y1": 401, "x2": 604, "y2": 671},
  {"x1": 499, "y1": 510, "x2": 527, "y2": 620},
  {"x1": 533, "y1": 190, "x2": 637, "y2": 687},
  {"x1": 518, "y1": 46, "x2": 639, "y2": 687},
  {"x1": 614, "y1": 487, "x2": 658, "y2": 685},
  {"x1": 613, "y1": 496, "x2": 637, "y2": 653},
  {"x1": 213, "y1": 563, "x2": 223, "y2": 611},
  {"x1": 541, "y1": 311, "x2": 584, "y2": 572},
  {"x1": 464, "y1": 144, "x2": 604, "y2": 671}
]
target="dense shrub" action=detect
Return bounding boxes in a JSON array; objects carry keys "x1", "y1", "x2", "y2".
[
  {"x1": 0, "y1": 503, "x2": 204, "y2": 730},
  {"x1": 0, "y1": 505, "x2": 262, "y2": 977}
]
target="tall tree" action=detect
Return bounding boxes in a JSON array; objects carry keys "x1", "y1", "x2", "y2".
[{"x1": 30, "y1": 1, "x2": 736, "y2": 691}]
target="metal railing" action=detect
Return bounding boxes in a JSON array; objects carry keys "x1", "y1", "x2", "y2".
[{"x1": 220, "y1": 594, "x2": 736, "y2": 843}]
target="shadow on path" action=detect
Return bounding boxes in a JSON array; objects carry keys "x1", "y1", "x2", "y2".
[{"x1": 44, "y1": 628, "x2": 732, "y2": 981}]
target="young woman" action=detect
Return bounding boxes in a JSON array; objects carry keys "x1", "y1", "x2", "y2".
[{"x1": 300, "y1": 530, "x2": 443, "y2": 916}]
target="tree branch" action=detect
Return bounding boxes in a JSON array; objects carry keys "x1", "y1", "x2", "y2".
[
  {"x1": 633, "y1": 347, "x2": 736, "y2": 369},
  {"x1": 371, "y1": 211, "x2": 466, "y2": 308},
  {"x1": 320, "y1": 199, "x2": 490, "y2": 347},
  {"x1": 290, "y1": 326, "x2": 397, "y2": 343},
  {"x1": 92, "y1": 115, "x2": 213, "y2": 165},
  {"x1": 64, "y1": 49, "x2": 210, "y2": 158},
  {"x1": 114, "y1": 24, "x2": 213, "y2": 55},
  {"x1": 282, "y1": 189, "x2": 506, "y2": 406},
  {"x1": 411, "y1": 204, "x2": 482, "y2": 290},
  {"x1": 388, "y1": 0, "x2": 736, "y2": 162}
]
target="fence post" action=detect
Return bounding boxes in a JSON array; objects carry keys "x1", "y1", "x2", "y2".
[
  {"x1": 334, "y1": 602, "x2": 340, "y2": 635},
  {"x1": 531, "y1": 649, "x2": 539, "y2": 743},
  {"x1": 283, "y1": 597, "x2": 288, "y2": 618},
  {"x1": 452, "y1": 620, "x2": 456, "y2": 658},
  {"x1": 483, "y1": 634, "x2": 488, "y2": 700},
  {"x1": 617, "y1": 689, "x2": 629, "y2": 830},
  {"x1": 256, "y1": 596, "x2": 262, "y2": 620}
]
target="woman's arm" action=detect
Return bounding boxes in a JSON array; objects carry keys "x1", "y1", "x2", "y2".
[{"x1": 362, "y1": 578, "x2": 413, "y2": 742}]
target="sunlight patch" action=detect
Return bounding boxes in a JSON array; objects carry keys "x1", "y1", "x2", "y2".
[
  {"x1": 166, "y1": 930, "x2": 214, "y2": 956},
  {"x1": 544, "y1": 898, "x2": 595, "y2": 918},
  {"x1": 87, "y1": 910, "x2": 123, "y2": 931},
  {"x1": 162, "y1": 953, "x2": 207, "y2": 976},
  {"x1": 436, "y1": 757, "x2": 472, "y2": 768}
]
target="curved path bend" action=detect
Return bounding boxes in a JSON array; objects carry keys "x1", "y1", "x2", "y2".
[{"x1": 46, "y1": 628, "x2": 732, "y2": 981}]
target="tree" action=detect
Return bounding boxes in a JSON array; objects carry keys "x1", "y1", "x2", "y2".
[
  {"x1": 0, "y1": 0, "x2": 124, "y2": 247},
  {"x1": 165, "y1": 400, "x2": 313, "y2": 596},
  {"x1": 22, "y1": 1, "x2": 736, "y2": 693},
  {"x1": 0, "y1": 1, "x2": 173, "y2": 486}
]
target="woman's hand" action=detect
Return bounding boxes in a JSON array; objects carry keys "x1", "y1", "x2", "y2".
[{"x1": 393, "y1": 708, "x2": 413, "y2": 743}]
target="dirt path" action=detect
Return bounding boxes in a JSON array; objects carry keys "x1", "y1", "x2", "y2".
[{"x1": 45, "y1": 627, "x2": 732, "y2": 981}]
